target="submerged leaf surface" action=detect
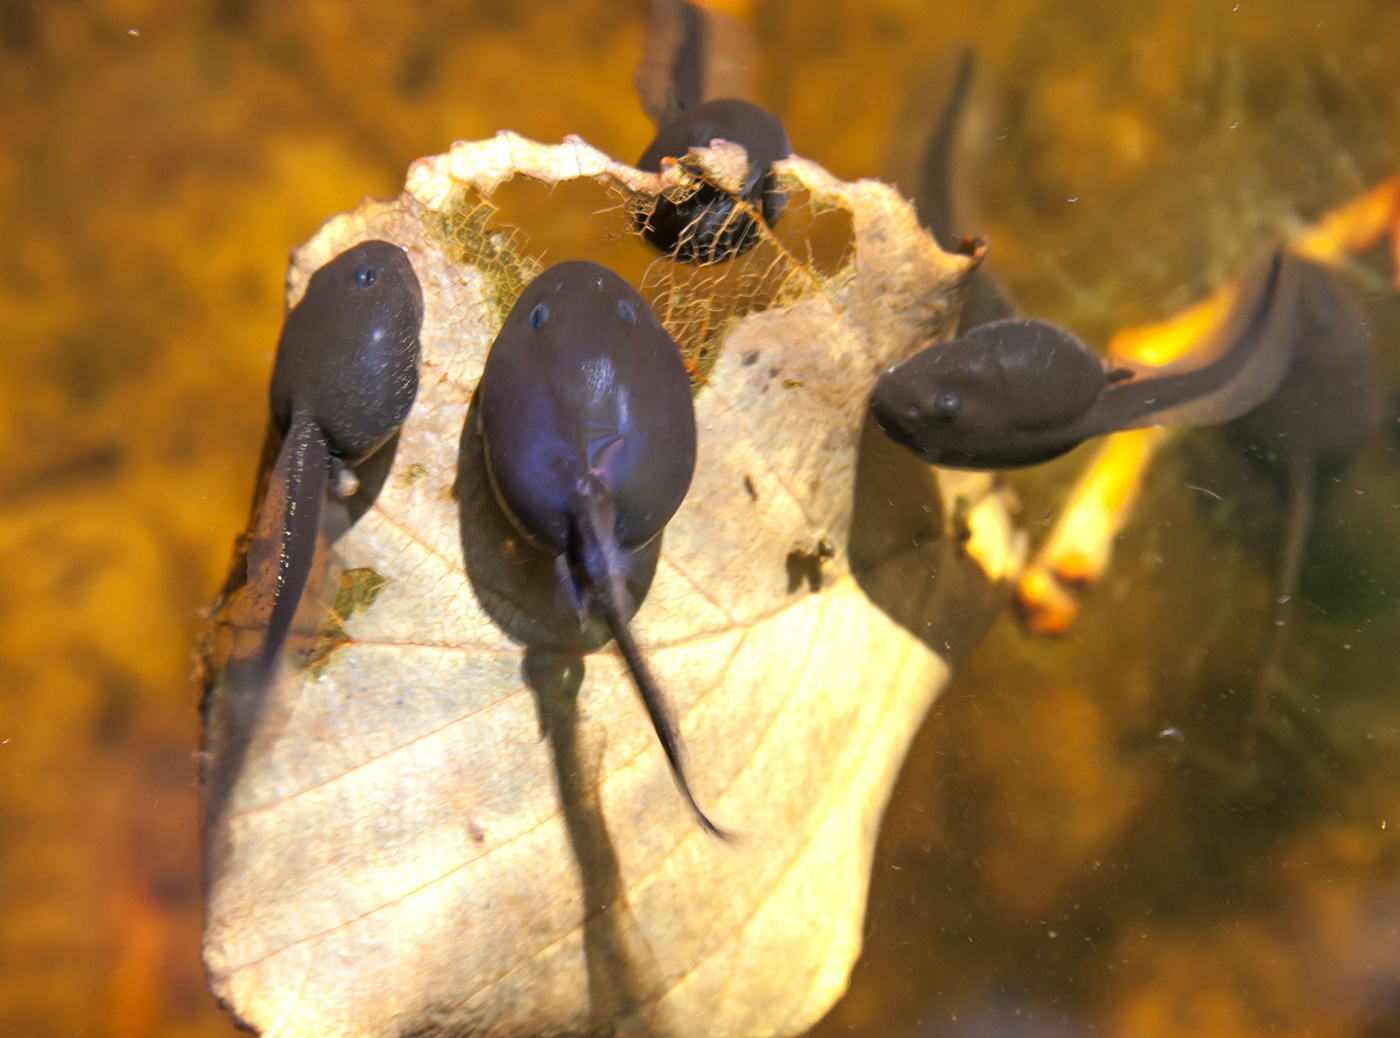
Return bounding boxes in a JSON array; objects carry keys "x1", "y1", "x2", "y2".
[{"x1": 200, "y1": 133, "x2": 1021, "y2": 1038}]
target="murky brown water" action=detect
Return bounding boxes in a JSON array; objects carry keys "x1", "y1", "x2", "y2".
[{"x1": 2, "y1": 2, "x2": 1398, "y2": 1036}]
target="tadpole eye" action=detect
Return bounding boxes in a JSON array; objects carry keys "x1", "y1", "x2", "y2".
[
  {"x1": 933, "y1": 390, "x2": 963, "y2": 417},
  {"x1": 617, "y1": 298, "x2": 637, "y2": 325},
  {"x1": 353, "y1": 263, "x2": 378, "y2": 288},
  {"x1": 529, "y1": 302, "x2": 548, "y2": 330}
]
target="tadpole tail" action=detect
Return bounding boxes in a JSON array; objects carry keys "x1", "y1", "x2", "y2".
[
  {"x1": 1249, "y1": 450, "x2": 1315, "y2": 733},
  {"x1": 252, "y1": 411, "x2": 329, "y2": 683},
  {"x1": 914, "y1": 46, "x2": 976, "y2": 252},
  {"x1": 633, "y1": 0, "x2": 706, "y2": 123},
  {"x1": 1103, "y1": 249, "x2": 1296, "y2": 435},
  {"x1": 603, "y1": 601, "x2": 731, "y2": 841},
  {"x1": 572, "y1": 477, "x2": 731, "y2": 840},
  {"x1": 206, "y1": 411, "x2": 328, "y2": 847}
]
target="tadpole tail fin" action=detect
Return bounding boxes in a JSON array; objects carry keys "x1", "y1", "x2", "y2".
[
  {"x1": 914, "y1": 46, "x2": 976, "y2": 252},
  {"x1": 1250, "y1": 450, "x2": 1315, "y2": 731},
  {"x1": 571, "y1": 476, "x2": 731, "y2": 840},
  {"x1": 247, "y1": 410, "x2": 330, "y2": 684}
]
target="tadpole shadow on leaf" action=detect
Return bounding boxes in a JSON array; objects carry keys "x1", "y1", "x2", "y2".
[
  {"x1": 524, "y1": 651, "x2": 666, "y2": 1032},
  {"x1": 848, "y1": 413, "x2": 1008, "y2": 667},
  {"x1": 456, "y1": 395, "x2": 666, "y2": 1029}
]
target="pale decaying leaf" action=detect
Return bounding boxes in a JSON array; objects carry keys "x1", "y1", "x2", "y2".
[{"x1": 200, "y1": 132, "x2": 1026, "y2": 1038}]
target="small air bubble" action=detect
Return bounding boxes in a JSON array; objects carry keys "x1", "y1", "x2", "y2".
[{"x1": 334, "y1": 467, "x2": 361, "y2": 498}]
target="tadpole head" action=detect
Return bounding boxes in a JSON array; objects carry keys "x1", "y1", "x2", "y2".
[
  {"x1": 871, "y1": 318, "x2": 1108, "y2": 469},
  {"x1": 479, "y1": 260, "x2": 697, "y2": 556},
  {"x1": 872, "y1": 368, "x2": 945, "y2": 443},
  {"x1": 869, "y1": 338, "x2": 980, "y2": 463},
  {"x1": 271, "y1": 240, "x2": 424, "y2": 463}
]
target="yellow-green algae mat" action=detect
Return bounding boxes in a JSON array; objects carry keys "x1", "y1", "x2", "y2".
[{"x1": 198, "y1": 132, "x2": 1026, "y2": 1038}]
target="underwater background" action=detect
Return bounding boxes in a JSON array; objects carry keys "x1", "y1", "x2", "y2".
[{"x1": 2, "y1": 1, "x2": 1399, "y2": 1035}]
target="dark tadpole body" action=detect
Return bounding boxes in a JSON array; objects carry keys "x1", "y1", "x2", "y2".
[
  {"x1": 637, "y1": 98, "x2": 790, "y2": 263},
  {"x1": 633, "y1": 0, "x2": 790, "y2": 263},
  {"x1": 871, "y1": 248, "x2": 1310, "y2": 469},
  {"x1": 250, "y1": 239, "x2": 423, "y2": 681},
  {"x1": 477, "y1": 259, "x2": 725, "y2": 836}
]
